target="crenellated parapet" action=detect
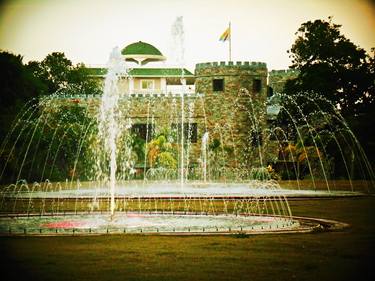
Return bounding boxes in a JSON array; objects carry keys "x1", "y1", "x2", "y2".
[
  {"x1": 195, "y1": 60, "x2": 268, "y2": 92},
  {"x1": 195, "y1": 61, "x2": 268, "y2": 80},
  {"x1": 269, "y1": 69, "x2": 299, "y2": 77},
  {"x1": 268, "y1": 69, "x2": 299, "y2": 93},
  {"x1": 196, "y1": 61, "x2": 267, "y2": 70}
]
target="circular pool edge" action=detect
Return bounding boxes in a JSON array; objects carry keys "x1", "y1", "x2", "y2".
[{"x1": 0, "y1": 212, "x2": 349, "y2": 237}]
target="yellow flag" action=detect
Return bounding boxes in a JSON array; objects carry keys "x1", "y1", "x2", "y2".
[{"x1": 219, "y1": 26, "x2": 231, "y2": 42}]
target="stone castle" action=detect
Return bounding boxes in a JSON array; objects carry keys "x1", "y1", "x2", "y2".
[{"x1": 86, "y1": 41, "x2": 298, "y2": 172}]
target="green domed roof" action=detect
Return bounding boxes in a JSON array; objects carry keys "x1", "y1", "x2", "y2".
[
  {"x1": 121, "y1": 41, "x2": 166, "y2": 65},
  {"x1": 121, "y1": 41, "x2": 163, "y2": 56}
]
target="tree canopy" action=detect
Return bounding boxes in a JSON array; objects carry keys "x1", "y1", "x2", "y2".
[
  {"x1": 0, "y1": 52, "x2": 43, "y2": 107},
  {"x1": 0, "y1": 52, "x2": 45, "y2": 138},
  {"x1": 285, "y1": 17, "x2": 374, "y2": 117},
  {"x1": 27, "y1": 52, "x2": 101, "y2": 96},
  {"x1": 279, "y1": 18, "x2": 375, "y2": 178},
  {"x1": 0, "y1": 51, "x2": 101, "y2": 139},
  {"x1": 0, "y1": 51, "x2": 102, "y2": 183}
]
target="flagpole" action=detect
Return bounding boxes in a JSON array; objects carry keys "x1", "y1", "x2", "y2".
[{"x1": 229, "y1": 22, "x2": 232, "y2": 61}]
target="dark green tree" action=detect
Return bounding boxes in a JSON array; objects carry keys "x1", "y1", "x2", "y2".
[
  {"x1": 0, "y1": 51, "x2": 45, "y2": 139},
  {"x1": 285, "y1": 17, "x2": 374, "y2": 117},
  {"x1": 280, "y1": 18, "x2": 375, "y2": 178},
  {"x1": 27, "y1": 52, "x2": 101, "y2": 96},
  {"x1": 0, "y1": 51, "x2": 102, "y2": 183}
]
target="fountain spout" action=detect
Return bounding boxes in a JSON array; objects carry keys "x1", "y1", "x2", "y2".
[
  {"x1": 98, "y1": 47, "x2": 127, "y2": 217},
  {"x1": 202, "y1": 131, "x2": 209, "y2": 182}
]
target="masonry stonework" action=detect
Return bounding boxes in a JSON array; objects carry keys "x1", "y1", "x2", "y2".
[
  {"x1": 268, "y1": 69, "x2": 299, "y2": 94},
  {"x1": 195, "y1": 61, "x2": 268, "y2": 168}
]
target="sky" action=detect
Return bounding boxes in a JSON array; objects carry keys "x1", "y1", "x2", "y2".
[{"x1": 0, "y1": 0, "x2": 374, "y2": 71}]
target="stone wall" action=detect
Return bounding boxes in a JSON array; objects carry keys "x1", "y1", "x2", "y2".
[
  {"x1": 195, "y1": 61, "x2": 268, "y2": 168},
  {"x1": 268, "y1": 69, "x2": 299, "y2": 94},
  {"x1": 125, "y1": 94, "x2": 206, "y2": 167},
  {"x1": 51, "y1": 94, "x2": 206, "y2": 169}
]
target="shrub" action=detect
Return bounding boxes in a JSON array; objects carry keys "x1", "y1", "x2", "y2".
[
  {"x1": 249, "y1": 167, "x2": 271, "y2": 181},
  {"x1": 157, "y1": 151, "x2": 177, "y2": 169}
]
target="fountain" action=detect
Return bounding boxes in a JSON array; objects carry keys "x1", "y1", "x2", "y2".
[
  {"x1": 97, "y1": 46, "x2": 128, "y2": 217},
  {"x1": 0, "y1": 17, "x2": 373, "y2": 236},
  {"x1": 201, "y1": 131, "x2": 209, "y2": 182}
]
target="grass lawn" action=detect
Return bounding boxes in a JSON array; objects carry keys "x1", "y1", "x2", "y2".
[{"x1": 0, "y1": 197, "x2": 374, "y2": 281}]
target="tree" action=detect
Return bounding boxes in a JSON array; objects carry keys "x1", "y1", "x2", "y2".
[
  {"x1": 27, "y1": 52, "x2": 101, "y2": 96},
  {"x1": 0, "y1": 51, "x2": 102, "y2": 183},
  {"x1": 147, "y1": 134, "x2": 177, "y2": 169},
  {"x1": 0, "y1": 51, "x2": 45, "y2": 138},
  {"x1": 280, "y1": 18, "x2": 375, "y2": 177},
  {"x1": 285, "y1": 17, "x2": 374, "y2": 117}
]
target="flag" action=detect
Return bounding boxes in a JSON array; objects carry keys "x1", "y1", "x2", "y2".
[{"x1": 219, "y1": 26, "x2": 231, "y2": 42}]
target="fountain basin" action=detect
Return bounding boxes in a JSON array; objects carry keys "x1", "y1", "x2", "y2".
[
  {"x1": 3, "y1": 182, "x2": 365, "y2": 200},
  {"x1": 0, "y1": 212, "x2": 348, "y2": 236}
]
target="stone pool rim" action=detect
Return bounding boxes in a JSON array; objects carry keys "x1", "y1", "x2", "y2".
[{"x1": 0, "y1": 211, "x2": 349, "y2": 237}]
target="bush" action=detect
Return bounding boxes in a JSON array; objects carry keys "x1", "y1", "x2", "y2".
[
  {"x1": 157, "y1": 151, "x2": 177, "y2": 169},
  {"x1": 249, "y1": 167, "x2": 271, "y2": 181}
]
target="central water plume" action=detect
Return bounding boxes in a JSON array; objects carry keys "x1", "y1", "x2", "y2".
[
  {"x1": 171, "y1": 16, "x2": 186, "y2": 187},
  {"x1": 98, "y1": 47, "x2": 127, "y2": 216}
]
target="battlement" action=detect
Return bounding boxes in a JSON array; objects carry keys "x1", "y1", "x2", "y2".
[
  {"x1": 196, "y1": 61, "x2": 267, "y2": 70},
  {"x1": 269, "y1": 69, "x2": 299, "y2": 76}
]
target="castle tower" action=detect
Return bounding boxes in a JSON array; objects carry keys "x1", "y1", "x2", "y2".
[{"x1": 195, "y1": 61, "x2": 268, "y2": 168}]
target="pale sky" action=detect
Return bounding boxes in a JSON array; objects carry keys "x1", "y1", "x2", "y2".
[{"x1": 0, "y1": 0, "x2": 374, "y2": 71}]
